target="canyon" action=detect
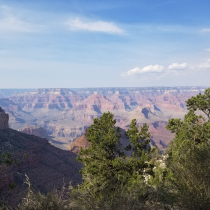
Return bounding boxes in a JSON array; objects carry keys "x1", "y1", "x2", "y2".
[{"x1": 0, "y1": 87, "x2": 207, "y2": 151}]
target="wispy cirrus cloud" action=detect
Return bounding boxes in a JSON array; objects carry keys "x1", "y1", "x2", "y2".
[
  {"x1": 205, "y1": 48, "x2": 210, "y2": 52},
  {"x1": 65, "y1": 17, "x2": 124, "y2": 34}
]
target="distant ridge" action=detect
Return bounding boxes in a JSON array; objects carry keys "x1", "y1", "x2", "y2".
[
  {"x1": 0, "y1": 89, "x2": 34, "y2": 98},
  {"x1": 0, "y1": 86, "x2": 208, "y2": 98}
]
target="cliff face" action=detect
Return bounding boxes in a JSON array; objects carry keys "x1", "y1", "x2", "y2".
[
  {"x1": 69, "y1": 129, "x2": 90, "y2": 154},
  {"x1": 0, "y1": 107, "x2": 9, "y2": 129},
  {"x1": 0, "y1": 107, "x2": 82, "y2": 204}
]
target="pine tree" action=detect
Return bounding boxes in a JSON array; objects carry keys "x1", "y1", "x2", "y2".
[
  {"x1": 76, "y1": 112, "x2": 127, "y2": 198},
  {"x1": 73, "y1": 112, "x2": 153, "y2": 207},
  {"x1": 164, "y1": 89, "x2": 210, "y2": 209},
  {"x1": 125, "y1": 119, "x2": 153, "y2": 182},
  {"x1": 186, "y1": 88, "x2": 210, "y2": 121}
]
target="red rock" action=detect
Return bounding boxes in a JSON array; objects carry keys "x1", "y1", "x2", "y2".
[{"x1": 69, "y1": 129, "x2": 90, "y2": 154}]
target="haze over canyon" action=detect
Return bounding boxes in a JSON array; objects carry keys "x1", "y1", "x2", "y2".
[{"x1": 0, "y1": 87, "x2": 207, "y2": 151}]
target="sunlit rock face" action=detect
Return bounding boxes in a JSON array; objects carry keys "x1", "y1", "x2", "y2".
[
  {"x1": 0, "y1": 87, "x2": 207, "y2": 150},
  {"x1": 0, "y1": 107, "x2": 9, "y2": 129},
  {"x1": 69, "y1": 129, "x2": 90, "y2": 154}
]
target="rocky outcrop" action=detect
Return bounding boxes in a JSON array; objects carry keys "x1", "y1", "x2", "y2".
[
  {"x1": 69, "y1": 129, "x2": 90, "y2": 154},
  {"x1": 0, "y1": 106, "x2": 9, "y2": 129},
  {"x1": 19, "y1": 126, "x2": 47, "y2": 138}
]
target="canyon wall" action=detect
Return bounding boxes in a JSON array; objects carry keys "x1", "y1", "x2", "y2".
[{"x1": 0, "y1": 87, "x2": 207, "y2": 150}]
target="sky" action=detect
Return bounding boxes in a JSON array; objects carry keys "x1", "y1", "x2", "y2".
[{"x1": 0, "y1": 0, "x2": 210, "y2": 88}]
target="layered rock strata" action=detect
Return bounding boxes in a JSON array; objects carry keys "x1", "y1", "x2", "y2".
[{"x1": 0, "y1": 87, "x2": 207, "y2": 150}]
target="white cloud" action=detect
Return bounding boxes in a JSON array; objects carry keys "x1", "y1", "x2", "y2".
[
  {"x1": 122, "y1": 64, "x2": 164, "y2": 76},
  {"x1": 205, "y1": 48, "x2": 210, "y2": 52},
  {"x1": 168, "y1": 63, "x2": 188, "y2": 70},
  {"x1": 201, "y1": 28, "x2": 210, "y2": 32},
  {"x1": 122, "y1": 62, "x2": 190, "y2": 77},
  {"x1": 65, "y1": 18, "x2": 124, "y2": 34},
  {"x1": 199, "y1": 59, "x2": 210, "y2": 69}
]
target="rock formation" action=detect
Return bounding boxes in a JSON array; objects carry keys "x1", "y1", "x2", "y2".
[
  {"x1": 69, "y1": 129, "x2": 90, "y2": 154},
  {"x1": 19, "y1": 126, "x2": 47, "y2": 138},
  {"x1": 0, "y1": 106, "x2": 9, "y2": 129}
]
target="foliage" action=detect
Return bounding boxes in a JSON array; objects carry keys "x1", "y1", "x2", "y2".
[
  {"x1": 18, "y1": 190, "x2": 70, "y2": 210},
  {"x1": 0, "y1": 152, "x2": 18, "y2": 191},
  {"x1": 163, "y1": 88, "x2": 210, "y2": 209},
  {"x1": 186, "y1": 88, "x2": 210, "y2": 121},
  {"x1": 75, "y1": 112, "x2": 126, "y2": 198},
  {"x1": 71, "y1": 112, "x2": 153, "y2": 208},
  {"x1": 70, "y1": 179, "x2": 167, "y2": 210},
  {"x1": 125, "y1": 120, "x2": 151, "y2": 157},
  {"x1": 17, "y1": 174, "x2": 70, "y2": 210},
  {"x1": 124, "y1": 120, "x2": 154, "y2": 188},
  {"x1": 0, "y1": 152, "x2": 18, "y2": 167}
]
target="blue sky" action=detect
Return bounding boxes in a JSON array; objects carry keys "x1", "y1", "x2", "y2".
[{"x1": 0, "y1": 0, "x2": 210, "y2": 88}]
